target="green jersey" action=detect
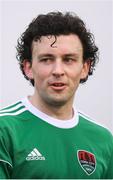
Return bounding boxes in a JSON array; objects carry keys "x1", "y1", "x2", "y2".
[{"x1": 0, "y1": 97, "x2": 113, "y2": 179}]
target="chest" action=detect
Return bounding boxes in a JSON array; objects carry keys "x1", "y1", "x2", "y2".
[{"x1": 11, "y1": 127, "x2": 107, "y2": 178}]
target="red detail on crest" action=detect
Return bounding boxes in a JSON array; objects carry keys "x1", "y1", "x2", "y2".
[
  {"x1": 77, "y1": 150, "x2": 96, "y2": 175},
  {"x1": 78, "y1": 150, "x2": 95, "y2": 163}
]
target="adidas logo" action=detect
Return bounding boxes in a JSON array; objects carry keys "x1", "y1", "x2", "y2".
[{"x1": 26, "y1": 148, "x2": 45, "y2": 161}]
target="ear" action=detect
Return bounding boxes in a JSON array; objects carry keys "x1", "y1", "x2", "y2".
[
  {"x1": 23, "y1": 60, "x2": 33, "y2": 79},
  {"x1": 80, "y1": 60, "x2": 91, "y2": 80}
]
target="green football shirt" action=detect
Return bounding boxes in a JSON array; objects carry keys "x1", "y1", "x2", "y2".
[{"x1": 0, "y1": 97, "x2": 113, "y2": 179}]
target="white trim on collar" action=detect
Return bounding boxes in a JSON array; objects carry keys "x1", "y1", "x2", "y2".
[{"x1": 21, "y1": 97, "x2": 79, "y2": 129}]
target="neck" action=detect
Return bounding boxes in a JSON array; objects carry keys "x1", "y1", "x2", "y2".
[{"x1": 29, "y1": 94, "x2": 74, "y2": 120}]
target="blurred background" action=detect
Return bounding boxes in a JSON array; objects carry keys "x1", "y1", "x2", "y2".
[{"x1": 0, "y1": 0, "x2": 112, "y2": 133}]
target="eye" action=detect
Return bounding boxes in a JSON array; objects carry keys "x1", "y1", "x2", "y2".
[
  {"x1": 40, "y1": 58, "x2": 53, "y2": 64},
  {"x1": 64, "y1": 57, "x2": 74, "y2": 64},
  {"x1": 41, "y1": 58, "x2": 49, "y2": 62}
]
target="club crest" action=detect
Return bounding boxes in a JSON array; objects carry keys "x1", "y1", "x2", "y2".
[{"x1": 77, "y1": 150, "x2": 96, "y2": 175}]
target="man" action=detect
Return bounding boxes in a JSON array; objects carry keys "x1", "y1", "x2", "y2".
[{"x1": 0, "y1": 12, "x2": 113, "y2": 179}]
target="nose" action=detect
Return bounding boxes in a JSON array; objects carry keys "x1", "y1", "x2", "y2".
[{"x1": 52, "y1": 60, "x2": 65, "y2": 77}]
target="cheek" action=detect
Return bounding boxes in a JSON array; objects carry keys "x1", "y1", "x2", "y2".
[
  {"x1": 68, "y1": 68, "x2": 83, "y2": 87},
  {"x1": 33, "y1": 68, "x2": 49, "y2": 82},
  {"x1": 68, "y1": 67, "x2": 83, "y2": 80}
]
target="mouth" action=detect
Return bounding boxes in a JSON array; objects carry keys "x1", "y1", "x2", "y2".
[{"x1": 49, "y1": 82, "x2": 67, "y2": 91}]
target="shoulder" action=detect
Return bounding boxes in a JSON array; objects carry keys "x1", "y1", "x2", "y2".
[
  {"x1": 0, "y1": 100, "x2": 27, "y2": 127},
  {"x1": 78, "y1": 111, "x2": 113, "y2": 143}
]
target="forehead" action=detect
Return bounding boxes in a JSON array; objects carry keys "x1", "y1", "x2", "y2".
[{"x1": 32, "y1": 34, "x2": 83, "y2": 55}]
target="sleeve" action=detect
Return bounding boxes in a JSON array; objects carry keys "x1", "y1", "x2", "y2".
[
  {"x1": 0, "y1": 127, "x2": 13, "y2": 179},
  {"x1": 105, "y1": 133, "x2": 113, "y2": 179},
  {"x1": 0, "y1": 162, "x2": 12, "y2": 179}
]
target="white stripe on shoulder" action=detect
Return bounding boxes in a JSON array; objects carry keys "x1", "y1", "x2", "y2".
[
  {"x1": 78, "y1": 111, "x2": 94, "y2": 121},
  {"x1": 0, "y1": 108, "x2": 27, "y2": 116},
  {"x1": 0, "y1": 159, "x2": 13, "y2": 167},
  {"x1": 1, "y1": 100, "x2": 21, "y2": 109},
  {"x1": 78, "y1": 110, "x2": 108, "y2": 129},
  {"x1": 0, "y1": 103, "x2": 24, "y2": 113}
]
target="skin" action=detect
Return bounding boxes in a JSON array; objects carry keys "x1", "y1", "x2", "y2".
[{"x1": 24, "y1": 34, "x2": 90, "y2": 120}]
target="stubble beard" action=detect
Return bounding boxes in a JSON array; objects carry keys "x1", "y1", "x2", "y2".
[{"x1": 38, "y1": 89, "x2": 75, "y2": 108}]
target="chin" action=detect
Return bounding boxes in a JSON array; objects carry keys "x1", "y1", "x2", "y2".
[{"x1": 45, "y1": 98, "x2": 68, "y2": 107}]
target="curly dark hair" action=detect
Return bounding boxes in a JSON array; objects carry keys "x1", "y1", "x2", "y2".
[{"x1": 16, "y1": 11, "x2": 99, "y2": 86}]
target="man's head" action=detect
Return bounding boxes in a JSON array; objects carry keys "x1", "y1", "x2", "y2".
[
  {"x1": 22, "y1": 34, "x2": 90, "y2": 106},
  {"x1": 16, "y1": 11, "x2": 99, "y2": 86}
]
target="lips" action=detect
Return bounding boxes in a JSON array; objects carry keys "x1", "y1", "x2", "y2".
[
  {"x1": 49, "y1": 82, "x2": 67, "y2": 90},
  {"x1": 52, "y1": 83, "x2": 65, "y2": 87}
]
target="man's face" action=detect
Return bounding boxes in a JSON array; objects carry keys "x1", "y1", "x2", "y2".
[{"x1": 25, "y1": 34, "x2": 89, "y2": 106}]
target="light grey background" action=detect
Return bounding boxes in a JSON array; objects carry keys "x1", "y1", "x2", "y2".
[{"x1": 0, "y1": 0, "x2": 113, "y2": 132}]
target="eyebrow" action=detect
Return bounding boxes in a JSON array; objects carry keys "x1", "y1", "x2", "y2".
[
  {"x1": 38, "y1": 53, "x2": 80, "y2": 59},
  {"x1": 38, "y1": 54, "x2": 54, "y2": 59},
  {"x1": 63, "y1": 54, "x2": 80, "y2": 58}
]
